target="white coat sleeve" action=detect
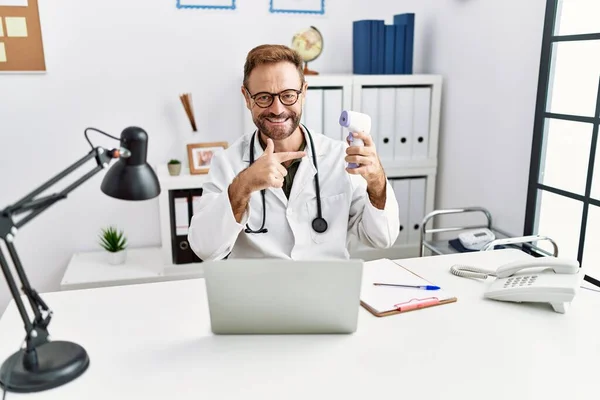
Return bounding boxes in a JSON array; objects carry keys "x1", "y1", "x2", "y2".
[
  {"x1": 347, "y1": 174, "x2": 400, "y2": 248},
  {"x1": 188, "y1": 151, "x2": 249, "y2": 261}
]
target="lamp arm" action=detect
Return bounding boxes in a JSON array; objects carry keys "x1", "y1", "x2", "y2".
[
  {"x1": 7, "y1": 147, "x2": 114, "y2": 216},
  {"x1": 0, "y1": 145, "x2": 117, "y2": 367}
]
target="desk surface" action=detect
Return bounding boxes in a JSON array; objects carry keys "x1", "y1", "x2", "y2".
[
  {"x1": 60, "y1": 247, "x2": 204, "y2": 291},
  {"x1": 1, "y1": 249, "x2": 599, "y2": 400}
]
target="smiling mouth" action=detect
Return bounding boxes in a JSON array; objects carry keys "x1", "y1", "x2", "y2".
[{"x1": 265, "y1": 117, "x2": 290, "y2": 124}]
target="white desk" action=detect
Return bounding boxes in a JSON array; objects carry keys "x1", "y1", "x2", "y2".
[
  {"x1": 1, "y1": 249, "x2": 599, "y2": 399},
  {"x1": 60, "y1": 247, "x2": 204, "y2": 291}
]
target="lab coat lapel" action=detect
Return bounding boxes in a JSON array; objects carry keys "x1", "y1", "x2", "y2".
[
  {"x1": 268, "y1": 187, "x2": 288, "y2": 207},
  {"x1": 289, "y1": 156, "x2": 317, "y2": 204},
  {"x1": 242, "y1": 130, "x2": 260, "y2": 163},
  {"x1": 289, "y1": 126, "x2": 327, "y2": 204}
]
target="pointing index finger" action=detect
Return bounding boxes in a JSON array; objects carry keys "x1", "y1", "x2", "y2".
[{"x1": 273, "y1": 151, "x2": 306, "y2": 163}]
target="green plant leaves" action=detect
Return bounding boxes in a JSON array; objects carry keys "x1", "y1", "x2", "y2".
[{"x1": 99, "y1": 226, "x2": 127, "y2": 252}]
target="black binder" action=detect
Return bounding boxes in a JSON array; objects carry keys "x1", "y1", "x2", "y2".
[{"x1": 169, "y1": 188, "x2": 203, "y2": 264}]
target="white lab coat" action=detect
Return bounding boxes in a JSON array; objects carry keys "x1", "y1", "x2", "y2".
[{"x1": 188, "y1": 127, "x2": 400, "y2": 260}]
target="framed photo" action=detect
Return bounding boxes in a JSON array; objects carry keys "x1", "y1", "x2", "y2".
[
  {"x1": 269, "y1": 0, "x2": 325, "y2": 14},
  {"x1": 176, "y1": 0, "x2": 236, "y2": 10},
  {"x1": 187, "y1": 142, "x2": 228, "y2": 175}
]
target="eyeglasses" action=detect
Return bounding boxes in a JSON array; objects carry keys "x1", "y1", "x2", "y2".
[{"x1": 245, "y1": 87, "x2": 303, "y2": 108}]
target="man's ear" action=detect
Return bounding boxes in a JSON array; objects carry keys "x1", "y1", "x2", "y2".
[
  {"x1": 241, "y1": 86, "x2": 251, "y2": 110},
  {"x1": 301, "y1": 81, "x2": 308, "y2": 107}
]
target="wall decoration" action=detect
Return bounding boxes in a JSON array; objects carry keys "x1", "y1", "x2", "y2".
[
  {"x1": 187, "y1": 142, "x2": 228, "y2": 175},
  {"x1": 0, "y1": 0, "x2": 46, "y2": 72},
  {"x1": 179, "y1": 93, "x2": 198, "y2": 132},
  {"x1": 270, "y1": 0, "x2": 325, "y2": 15},
  {"x1": 176, "y1": 0, "x2": 236, "y2": 10}
]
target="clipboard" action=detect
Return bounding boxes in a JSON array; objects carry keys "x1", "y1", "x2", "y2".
[{"x1": 360, "y1": 258, "x2": 457, "y2": 317}]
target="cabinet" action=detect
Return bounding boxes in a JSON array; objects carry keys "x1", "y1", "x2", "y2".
[{"x1": 288, "y1": 74, "x2": 442, "y2": 260}]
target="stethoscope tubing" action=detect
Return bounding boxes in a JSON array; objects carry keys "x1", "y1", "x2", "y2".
[{"x1": 244, "y1": 124, "x2": 327, "y2": 234}]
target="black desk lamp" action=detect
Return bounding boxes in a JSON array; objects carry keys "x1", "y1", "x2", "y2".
[{"x1": 0, "y1": 126, "x2": 161, "y2": 393}]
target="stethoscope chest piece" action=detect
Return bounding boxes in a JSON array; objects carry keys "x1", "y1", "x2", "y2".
[{"x1": 312, "y1": 217, "x2": 328, "y2": 234}]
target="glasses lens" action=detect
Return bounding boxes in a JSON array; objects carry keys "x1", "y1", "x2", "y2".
[
  {"x1": 254, "y1": 93, "x2": 273, "y2": 107},
  {"x1": 280, "y1": 90, "x2": 299, "y2": 105}
]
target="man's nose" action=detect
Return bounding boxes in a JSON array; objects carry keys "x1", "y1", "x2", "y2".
[{"x1": 268, "y1": 96, "x2": 286, "y2": 114}]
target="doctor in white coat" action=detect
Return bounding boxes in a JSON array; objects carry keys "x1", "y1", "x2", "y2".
[{"x1": 188, "y1": 44, "x2": 400, "y2": 260}]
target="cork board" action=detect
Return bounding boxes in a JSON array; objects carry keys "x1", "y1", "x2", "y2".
[{"x1": 0, "y1": 0, "x2": 46, "y2": 72}]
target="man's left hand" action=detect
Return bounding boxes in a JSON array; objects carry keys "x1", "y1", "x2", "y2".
[
  {"x1": 345, "y1": 132, "x2": 385, "y2": 186},
  {"x1": 345, "y1": 132, "x2": 387, "y2": 209}
]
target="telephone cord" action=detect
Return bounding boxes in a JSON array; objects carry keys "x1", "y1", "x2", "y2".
[{"x1": 450, "y1": 264, "x2": 497, "y2": 280}]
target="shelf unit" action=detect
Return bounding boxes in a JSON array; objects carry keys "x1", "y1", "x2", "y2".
[
  {"x1": 300, "y1": 74, "x2": 442, "y2": 260},
  {"x1": 61, "y1": 74, "x2": 443, "y2": 290}
]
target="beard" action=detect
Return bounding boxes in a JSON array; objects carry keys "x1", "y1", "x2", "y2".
[{"x1": 253, "y1": 110, "x2": 301, "y2": 141}]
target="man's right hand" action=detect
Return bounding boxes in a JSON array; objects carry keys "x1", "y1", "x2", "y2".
[
  {"x1": 228, "y1": 138, "x2": 305, "y2": 223},
  {"x1": 239, "y1": 138, "x2": 306, "y2": 193}
]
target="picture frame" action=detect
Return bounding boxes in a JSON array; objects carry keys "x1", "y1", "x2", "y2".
[
  {"x1": 269, "y1": 0, "x2": 325, "y2": 15},
  {"x1": 187, "y1": 142, "x2": 228, "y2": 175},
  {"x1": 176, "y1": 0, "x2": 236, "y2": 10}
]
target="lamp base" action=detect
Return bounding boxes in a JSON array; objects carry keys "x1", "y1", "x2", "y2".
[{"x1": 0, "y1": 341, "x2": 89, "y2": 393}]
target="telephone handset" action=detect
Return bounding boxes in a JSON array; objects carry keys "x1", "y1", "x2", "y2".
[{"x1": 450, "y1": 257, "x2": 582, "y2": 313}]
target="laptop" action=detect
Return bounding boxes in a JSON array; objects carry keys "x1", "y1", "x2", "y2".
[{"x1": 202, "y1": 259, "x2": 364, "y2": 334}]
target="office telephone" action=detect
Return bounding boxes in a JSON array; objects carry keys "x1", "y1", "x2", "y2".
[
  {"x1": 450, "y1": 257, "x2": 582, "y2": 313},
  {"x1": 458, "y1": 228, "x2": 495, "y2": 250}
]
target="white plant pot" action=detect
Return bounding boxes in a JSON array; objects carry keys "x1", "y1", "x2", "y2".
[{"x1": 107, "y1": 250, "x2": 127, "y2": 265}]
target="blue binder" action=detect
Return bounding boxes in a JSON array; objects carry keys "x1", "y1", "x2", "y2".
[
  {"x1": 384, "y1": 25, "x2": 396, "y2": 74},
  {"x1": 393, "y1": 23, "x2": 406, "y2": 74},
  {"x1": 352, "y1": 20, "x2": 372, "y2": 74},
  {"x1": 370, "y1": 20, "x2": 384, "y2": 74},
  {"x1": 375, "y1": 21, "x2": 385, "y2": 74},
  {"x1": 393, "y1": 13, "x2": 415, "y2": 74}
]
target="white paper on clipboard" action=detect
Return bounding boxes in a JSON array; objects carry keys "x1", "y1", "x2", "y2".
[{"x1": 361, "y1": 258, "x2": 455, "y2": 314}]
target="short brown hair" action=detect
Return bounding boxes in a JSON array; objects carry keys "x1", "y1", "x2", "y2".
[{"x1": 243, "y1": 44, "x2": 305, "y2": 89}]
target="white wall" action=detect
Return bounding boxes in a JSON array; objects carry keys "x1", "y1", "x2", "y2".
[{"x1": 0, "y1": 0, "x2": 547, "y2": 313}]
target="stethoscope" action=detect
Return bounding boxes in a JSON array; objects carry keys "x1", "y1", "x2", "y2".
[{"x1": 244, "y1": 125, "x2": 328, "y2": 234}]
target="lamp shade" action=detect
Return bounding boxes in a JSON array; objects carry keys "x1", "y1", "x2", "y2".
[{"x1": 101, "y1": 126, "x2": 161, "y2": 200}]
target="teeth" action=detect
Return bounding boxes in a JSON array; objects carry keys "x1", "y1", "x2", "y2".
[{"x1": 267, "y1": 118, "x2": 288, "y2": 123}]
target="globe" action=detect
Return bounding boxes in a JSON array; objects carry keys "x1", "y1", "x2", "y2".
[{"x1": 291, "y1": 26, "x2": 323, "y2": 75}]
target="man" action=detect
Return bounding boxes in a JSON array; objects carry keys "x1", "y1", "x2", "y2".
[{"x1": 188, "y1": 44, "x2": 399, "y2": 260}]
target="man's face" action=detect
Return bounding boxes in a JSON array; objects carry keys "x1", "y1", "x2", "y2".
[{"x1": 242, "y1": 62, "x2": 306, "y2": 141}]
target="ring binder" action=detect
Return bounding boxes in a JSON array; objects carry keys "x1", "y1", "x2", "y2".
[{"x1": 169, "y1": 188, "x2": 203, "y2": 264}]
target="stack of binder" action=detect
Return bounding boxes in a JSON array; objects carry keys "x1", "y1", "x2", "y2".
[
  {"x1": 169, "y1": 188, "x2": 203, "y2": 264},
  {"x1": 352, "y1": 13, "x2": 415, "y2": 75}
]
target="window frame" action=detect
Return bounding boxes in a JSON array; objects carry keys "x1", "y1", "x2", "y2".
[{"x1": 525, "y1": 0, "x2": 600, "y2": 287}]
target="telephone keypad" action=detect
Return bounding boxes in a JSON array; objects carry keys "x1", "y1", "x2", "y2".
[{"x1": 503, "y1": 275, "x2": 539, "y2": 288}]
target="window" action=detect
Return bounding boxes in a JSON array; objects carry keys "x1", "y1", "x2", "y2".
[{"x1": 525, "y1": 0, "x2": 600, "y2": 287}]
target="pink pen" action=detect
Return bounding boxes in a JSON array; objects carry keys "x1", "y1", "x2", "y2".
[{"x1": 394, "y1": 297, "x2": 439, "y2": 312}]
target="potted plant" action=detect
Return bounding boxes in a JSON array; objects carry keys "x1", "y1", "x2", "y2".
[
  {"x1": 168, "y1": 159, "x2": 182, "y2": 176},
  {"x1": 99, "y1": 226, "x2": 128, "y2": 265}
]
